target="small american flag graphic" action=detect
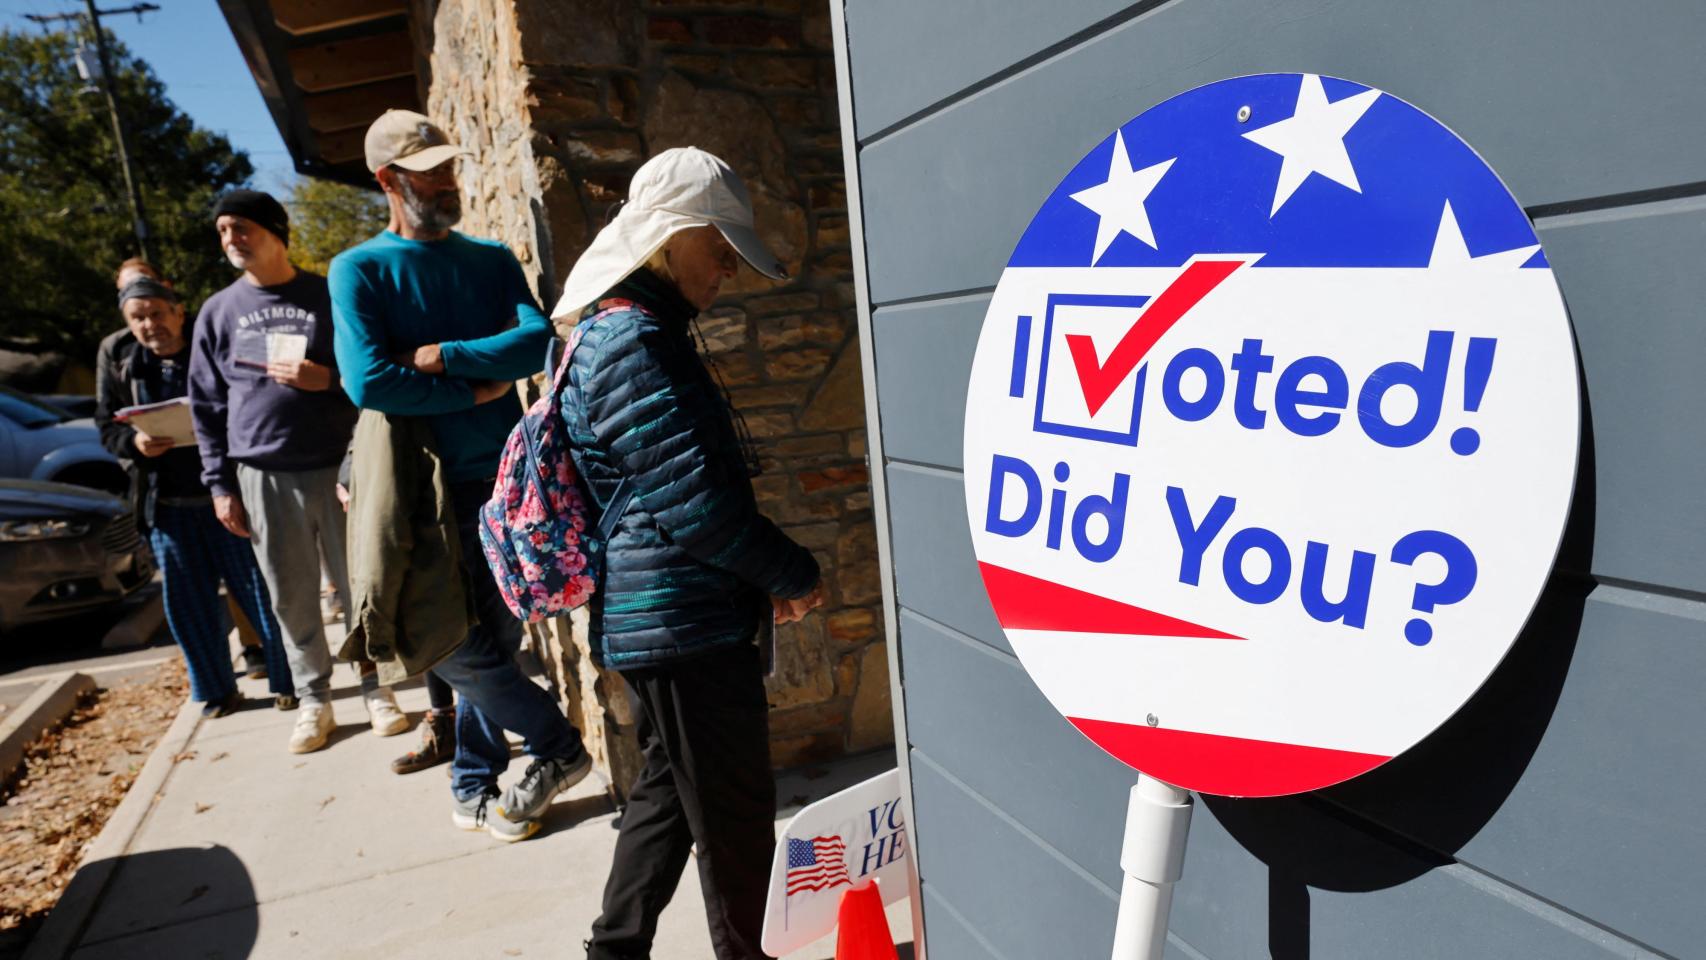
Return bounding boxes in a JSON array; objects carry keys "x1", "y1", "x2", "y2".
[{"x1": 785, "y1": 836, "x2": 849, "y2": 897}]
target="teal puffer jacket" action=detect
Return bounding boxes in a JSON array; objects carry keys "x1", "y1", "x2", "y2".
[{"x1": 560, "y1": 269, "x2": 819, "y2": 667}]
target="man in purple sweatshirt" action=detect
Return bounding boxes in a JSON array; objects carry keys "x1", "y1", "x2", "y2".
[{"x1": 189, "y1": 189, "x2": 409, "y2": 754}]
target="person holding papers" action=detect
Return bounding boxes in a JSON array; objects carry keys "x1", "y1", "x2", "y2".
[
  {"x1": 95, "y1": 278, "x2": 289, "y2": 718},
  {"x1": 189, "y1": 189, "x2": 409, "y2": 754},
  {"x1": 110, "y1": 259, "x2": 278, "y2": 684}
]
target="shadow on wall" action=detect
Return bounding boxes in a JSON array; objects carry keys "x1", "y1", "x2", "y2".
[
  {"x1": 45, "y1": 845, "x2": 257, "y2": 959},
  {"x1": 1203, "y1": 352, "x2": 1598, "y2": 959}
]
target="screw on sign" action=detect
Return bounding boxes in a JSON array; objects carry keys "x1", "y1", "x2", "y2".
[{"x1": 964, "y1": 72, "x2": 1578, "y2": 801}]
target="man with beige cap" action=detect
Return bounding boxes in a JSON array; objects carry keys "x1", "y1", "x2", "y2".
[{"x1": 328, "y1": 109, "x2": 591, "y2": 841}]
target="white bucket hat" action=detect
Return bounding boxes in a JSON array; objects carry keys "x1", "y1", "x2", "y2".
[{"x1": 550, "y1": 147, "x2": 787, "y2": 321}]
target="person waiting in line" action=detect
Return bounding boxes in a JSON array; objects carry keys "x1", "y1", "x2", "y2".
[
  {"x1": 112, "y1": 257, "x2": 276, "y2": 685},
  {"x1": 333, "y1": 440, "x2": 458, "y2": 776},
  {"x1": 553, "y1": 147, "x2": 825, "y2": 960},
  {"x1": 330, "y1": 109, "x2": 591, "y2": 839},
  {"x1": 188, "y1": 189, "x2": 410, "y2": 753},
  {"x1": 113, "y1": 256, "x2": 162, "y2": 292},
  {"x1": 95, "y1": 278, "x2": 290, "y2": 717}
]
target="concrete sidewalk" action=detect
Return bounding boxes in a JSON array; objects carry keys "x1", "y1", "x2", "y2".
[{"x1": 37, "y1": 627, "x2": 909, "y2": 960}]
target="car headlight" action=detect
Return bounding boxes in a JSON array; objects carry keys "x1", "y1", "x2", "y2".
[{"x1": 0, "y1": 519, "x2": 91, "y2": 541}]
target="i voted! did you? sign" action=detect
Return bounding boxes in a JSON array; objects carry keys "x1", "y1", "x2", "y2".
[{"x1": 963, "y1": 74, "x2": 1579, "y2": 798}]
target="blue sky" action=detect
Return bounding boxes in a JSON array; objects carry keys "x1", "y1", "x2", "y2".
[{"x1": 2, "y1": 0, "x2": 296, "y2": 191}]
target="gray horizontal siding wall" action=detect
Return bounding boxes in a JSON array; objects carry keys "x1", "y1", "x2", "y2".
[{"x1": 840, "y1": 2, "x2": 1706, "y2": 958}]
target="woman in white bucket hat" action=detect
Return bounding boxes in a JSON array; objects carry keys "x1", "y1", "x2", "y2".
[
  {"x1": 555, "y1": 147, "x2": 825, "y2": 960},
  {"x1": 552, "y1": 146, "x2": 790, "y2": 319}
]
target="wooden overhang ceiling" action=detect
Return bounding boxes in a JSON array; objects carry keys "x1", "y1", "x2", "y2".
[{"x1": 219, "y1": 0, "x2": 431, "y2": 188}]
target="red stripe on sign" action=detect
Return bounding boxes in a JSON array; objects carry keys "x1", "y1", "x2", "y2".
[
  {"x1": 978, "y1": 563, "x2": 1242, "y2": 639},
  {"x1": 1069, "y1": 717, "x2": 1391, "y2": 797}
]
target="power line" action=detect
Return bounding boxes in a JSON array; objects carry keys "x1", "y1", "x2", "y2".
[
  {"x1": 22, "y1": 2, "x2": 160, "y2": 261},
  {"x1": 20, "y1": 2, "x2": 155, "y2": 26}
]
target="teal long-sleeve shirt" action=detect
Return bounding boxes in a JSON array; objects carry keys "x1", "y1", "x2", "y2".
[{"x1": 329, "y1": 230, "x2": 549, "y2": 483}]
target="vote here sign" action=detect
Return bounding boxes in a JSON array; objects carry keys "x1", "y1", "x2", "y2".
[{"x1": 962, "y1": 74, "x2": 1579, "y2": 797}]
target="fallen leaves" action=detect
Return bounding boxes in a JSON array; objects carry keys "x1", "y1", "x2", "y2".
[{"x1": 0, "y1": 660, "x2": 187, "y2": 935}]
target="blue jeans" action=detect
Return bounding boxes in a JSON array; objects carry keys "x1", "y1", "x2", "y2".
[{"x1": 435, "y1": 479, "x2": 585, "y2": 802}]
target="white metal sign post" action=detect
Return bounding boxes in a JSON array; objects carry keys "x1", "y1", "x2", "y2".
[
  {"x1": 1110, "y1": 776, "x2": 1193, "y2": 959},
  {"x1": 961, "y1": 74, "x2": 1579, "y2": 958}
]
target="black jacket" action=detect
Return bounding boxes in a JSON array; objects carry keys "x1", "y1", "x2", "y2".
[
  {"x1": 561, "y1": 270, "x2": 819, "y2": 668},
  {"x1": 94, "y1": 327, "x2": 206, "y2": 530}
]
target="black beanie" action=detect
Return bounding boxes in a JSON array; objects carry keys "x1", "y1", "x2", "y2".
[
  {"x1": 213, "y1": 189, "x2": 290, "y2": 247},
  {"x1": 117, "y1": 276, "x2": 180, "y2": 306}
]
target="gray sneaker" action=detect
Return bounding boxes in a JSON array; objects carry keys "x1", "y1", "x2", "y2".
[
  {"x1": 495, "y1": 753, "x2": 593, "y2": 823},
  {"x1": 451, "y1": 789, "x2": 539, "y2": 843}
]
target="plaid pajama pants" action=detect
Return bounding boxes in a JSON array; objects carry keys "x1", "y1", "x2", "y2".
[{"x1": 149, "y1": 502, "x2": 293, "y2": 703}]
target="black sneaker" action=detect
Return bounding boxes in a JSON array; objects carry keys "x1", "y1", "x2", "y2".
[
  {"x1": 202, "y1": 691, "x2": 243, "y2": 719},
  {"x1": 240, "y1": 646, "x2": 267, "y2": 680}
]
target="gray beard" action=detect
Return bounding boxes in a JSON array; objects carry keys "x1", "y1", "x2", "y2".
[{"x1": 398, "y1": 176, "x2": 462, "y2": 233}]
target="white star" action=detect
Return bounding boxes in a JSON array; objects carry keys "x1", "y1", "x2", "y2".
[
  {"x1": 1428, "y1": 201, "x2": 1541, "y2": 270},
  {"x1": 1242, "y1": 74, "x2": 1381, "y2": 217},
  {"x1": 1070, "y1": 129, "x2": 1176, "y2": 263}
]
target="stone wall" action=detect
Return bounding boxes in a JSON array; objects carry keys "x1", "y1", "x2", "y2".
[
  {"x1": 424, "y1": 0, "x2": 551, "y2": 289},
  {"x1": 422, "y1": 0, "x2": 889, "y2": 795}
]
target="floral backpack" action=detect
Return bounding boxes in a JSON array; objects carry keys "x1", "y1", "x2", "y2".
[{"x1": 478, "y1": 302, "x2": 635, "y2": 623}]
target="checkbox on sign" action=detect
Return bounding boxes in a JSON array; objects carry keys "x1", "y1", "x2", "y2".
[{"x1": 1033, "y1": 292, "x2": 1152, "y2": 446}]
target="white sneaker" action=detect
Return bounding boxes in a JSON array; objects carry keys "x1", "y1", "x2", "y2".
[
  {"x1": 289, "y1": 704, "x2": 335, "y2": 754},
  {"x1": 364, "y1": 688, "x2": 409, "y2": 737}
]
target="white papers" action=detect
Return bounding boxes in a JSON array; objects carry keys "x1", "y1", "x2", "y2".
[
  {"x1": 267, "y1": 332, "x2": 308, "y2": 364},
  {"x1": 234, "y1": 330, "x2": 309, "y2": 367},
  {"x1": 114, "y1": 397, "x2": 197, "y2": 447}
]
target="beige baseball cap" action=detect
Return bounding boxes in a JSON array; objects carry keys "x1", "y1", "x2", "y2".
[
  {"x1": 363, "y1": 109, "x2": 466, "y2": 173},
  {"x1": 551, "y1": 147, "x2": 787, "y2": 320}
]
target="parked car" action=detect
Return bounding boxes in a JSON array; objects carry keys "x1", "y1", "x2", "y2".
[
  {"x1": 0, "y1": 479, "x2": 154, "y2": 634},
  {"x1": 0, "y1": 384, "x2": 127, "y2": 493},
  {"x1": 37, "y1": 393, "x2": 97, "y2": 419}
]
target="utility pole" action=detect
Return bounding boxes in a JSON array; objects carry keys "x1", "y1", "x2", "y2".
[{"x1": 24, "y1": 2, "x2": 160, "y2": 262}]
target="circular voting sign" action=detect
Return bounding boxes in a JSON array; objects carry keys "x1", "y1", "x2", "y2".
[{"x1": 962, "y1": 74, "x2": 1578, "y2": 797}]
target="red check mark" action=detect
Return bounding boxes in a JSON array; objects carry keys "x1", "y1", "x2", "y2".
[{"x1": 1065, "y1": 259, "x2": 1247, "y2": 417}]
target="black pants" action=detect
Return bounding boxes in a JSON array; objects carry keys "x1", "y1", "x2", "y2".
[
  {"x1": 424, "y1": 669, "x2": 454, "y2": 711},
  {"x1": 588, "y1": 643, "x2": 776, "y2": 960}
]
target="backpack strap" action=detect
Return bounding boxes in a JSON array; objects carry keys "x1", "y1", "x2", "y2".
[{"x1": 562, "y1": 299, "x2": 640, "y2": 539}]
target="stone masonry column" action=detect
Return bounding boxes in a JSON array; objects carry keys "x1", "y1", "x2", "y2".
[{"x1": 423, "y1": 0, "x2": 890, "y2": 802}]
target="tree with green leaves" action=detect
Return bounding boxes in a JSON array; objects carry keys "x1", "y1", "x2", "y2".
[
  {"x1": 0, "y1": 27, "x2": 251, "y2": 364},
  {"x1": 284, "y1": 176, "x2": 387, "y2": 276}
]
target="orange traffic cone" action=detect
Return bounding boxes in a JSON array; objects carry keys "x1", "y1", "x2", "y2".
[{"x1": 835, "y1": 881, "x2": 898, "y2": 960}]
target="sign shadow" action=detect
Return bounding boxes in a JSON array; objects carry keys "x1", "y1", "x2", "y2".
[
  {"x1": 1202, "y1": 353, "x2": 1598, "y2": 957},
  {"x1": 38, "y1": 843, "x2": 258, "y2": 958}
]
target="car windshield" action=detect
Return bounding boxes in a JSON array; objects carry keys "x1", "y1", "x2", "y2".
[{"x1": 0, "y1": 385, "x2": 74, "y2": 428}]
